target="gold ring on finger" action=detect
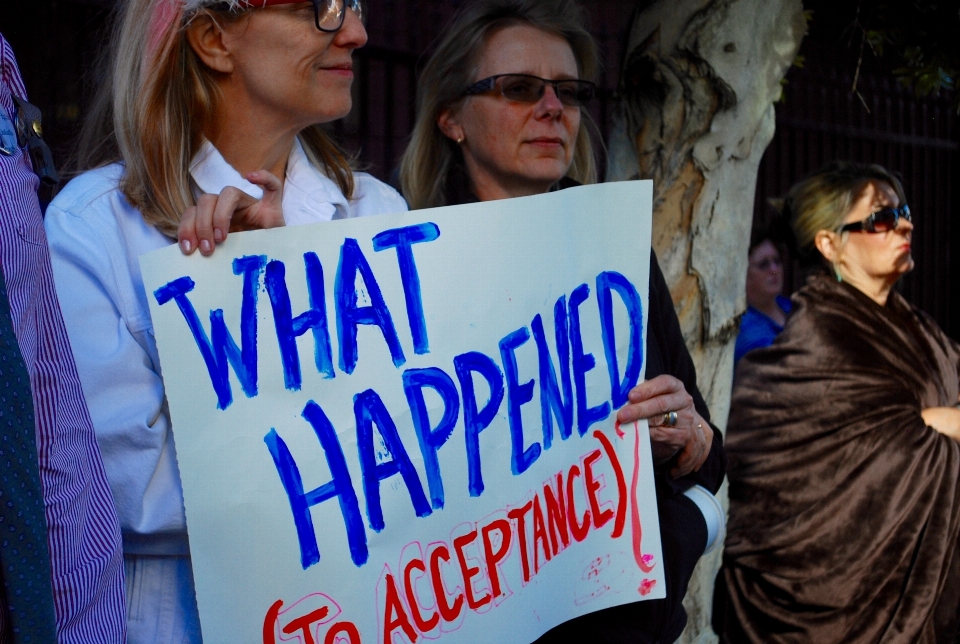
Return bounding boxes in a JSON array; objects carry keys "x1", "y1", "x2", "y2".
[{"x1": 662, "y1": 411, "x2": 678, "y2": 427}]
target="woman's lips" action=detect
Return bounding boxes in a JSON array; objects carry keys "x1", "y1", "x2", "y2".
[
  {"x1": 321, "y1": 63, "x2": 354, "y2": 77},
  {"x1": 527, "y1": 137, "x2": 564, "y2": 147}
]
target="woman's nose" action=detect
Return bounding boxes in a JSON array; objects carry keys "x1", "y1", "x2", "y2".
[
  {"x1": 334, "y1": 6, "x2": 368, "y2": 49},
  {"x1": 535, "y1": 85, "x2": 565, "y2": 118}
]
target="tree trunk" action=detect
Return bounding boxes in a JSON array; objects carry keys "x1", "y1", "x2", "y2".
[{"x1": 606, "y1": 1, "x2": 805, "y2": 641}]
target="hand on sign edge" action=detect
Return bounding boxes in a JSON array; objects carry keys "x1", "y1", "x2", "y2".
[{"x1": 616, "y1": 374, "x2": 711, "y2": 478}]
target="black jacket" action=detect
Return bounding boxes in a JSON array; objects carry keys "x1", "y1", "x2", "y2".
[
  {"x1": 442, "y1": 172, "x2": 727, "y2": 644},
  {"x1": 535, "y1": 250, "x2": 726, "y2": 644}
]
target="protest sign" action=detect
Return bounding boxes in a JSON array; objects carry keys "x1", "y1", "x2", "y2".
[{"x1": 141, "y1": 180, "x2": 662, "y2": 643}]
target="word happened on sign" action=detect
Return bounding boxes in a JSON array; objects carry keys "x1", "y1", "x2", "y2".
[
  {"x1": 154, "y1": 225, "x2": 643, "y2": 569},
  {"x1": 141, "y1": 182, "x2": 663, "y2": 644}
]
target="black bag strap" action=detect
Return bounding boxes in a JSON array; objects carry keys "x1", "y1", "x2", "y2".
[{"x1": 11, "y1": 95, "x2": 58, "y2": 187}]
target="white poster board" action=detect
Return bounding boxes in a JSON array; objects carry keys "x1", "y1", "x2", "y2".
[{"x1": 141, "y1": 181, "x2": 662, "y2": 644}]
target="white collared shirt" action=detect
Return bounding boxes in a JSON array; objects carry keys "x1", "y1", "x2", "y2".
[
  {"x1": 189, "y1": 138, "x2": 407, "y2": 223},
  {"x1": 44, "y1": 142, "x2": 407, "y2": 554}
]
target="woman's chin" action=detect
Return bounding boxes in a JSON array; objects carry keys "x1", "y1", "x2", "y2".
[
  {"x1": 884, "y1": 255, "x2": 915, "y2": 283},
  {"x1": 517, "y1": 160, "x2": 570, "y2": 187},
  {"x1": 895, "y1": 251, "x2": 915, "y2": 273},
  {"x1": 294, "y1": 95, "x2": 353, "y2": 128}
]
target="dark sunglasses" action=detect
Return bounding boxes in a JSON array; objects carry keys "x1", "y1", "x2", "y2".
[
  {"x1": 462, "y1": 74, "x2": 596, "y2": 107},
  {"x1": 839, "y1": 204, "x2": 912, "y2": 233},
  {"x1": 240, "y1": 0, "x2": 363, "y2": 32}
]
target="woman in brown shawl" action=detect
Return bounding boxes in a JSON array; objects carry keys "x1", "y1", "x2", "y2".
[{"x1": 715, "y1": 161, "x2": 960, "y2": 643}]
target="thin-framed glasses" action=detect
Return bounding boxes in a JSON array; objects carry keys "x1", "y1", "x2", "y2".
[
  {"x1": 245, "y1": 0, "x2": 363, "y2": 32},
  {"x1": 462, "y1": 74, "x2": 596, "y2": 108},
  {"x1": 839, "y1": 204, "x2": 912, "y2": 233}
]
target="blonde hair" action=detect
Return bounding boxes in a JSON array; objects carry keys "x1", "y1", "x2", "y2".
[
  {"x1": 74, "y1": 0, "x2": 355, "y2": 238},
  {"x1": 399, "y1": 0, "x2": 599, "y2": 210},
  {"x1": 783, "y1": 160, "x2": 906, "y2": 259}
]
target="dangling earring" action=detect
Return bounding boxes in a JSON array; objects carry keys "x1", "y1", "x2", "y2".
[{"x1": 834, "y1": 265, "x2": 843, "y2": 283}]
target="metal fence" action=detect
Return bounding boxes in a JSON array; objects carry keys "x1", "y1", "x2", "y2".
[
  {"x1": 4, "y1": 0, "x2": 957, "y2": 338},
  {"x1": 753, "y1": 55, "x2": 960, "y2": 339}
]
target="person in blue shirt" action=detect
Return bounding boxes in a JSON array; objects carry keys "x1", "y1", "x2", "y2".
[{"x1": 735, "y1": 235, "x2": 792, "y2": 363}]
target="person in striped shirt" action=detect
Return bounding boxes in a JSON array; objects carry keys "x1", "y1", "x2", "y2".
[{"x1": 0, "y1": 35, "x2": 125, "y2": 644}]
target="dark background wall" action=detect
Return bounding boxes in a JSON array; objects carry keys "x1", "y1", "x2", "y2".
[
  {"x1": 754, "y1": 0, "x2": 960, "y2": 340},
  {"x1": 1, "y1": 0, "x2": 957, "y2": 339}
]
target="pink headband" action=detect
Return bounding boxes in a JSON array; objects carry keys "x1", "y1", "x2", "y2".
[{"x1": 145, "y1": 0, "x2": 184, "y2": 67}]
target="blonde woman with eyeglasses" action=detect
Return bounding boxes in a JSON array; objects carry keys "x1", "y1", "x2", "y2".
[
  {"x1": 716, "y1": 161, "x2": 960, "y2": 643},
  {"x1": 44, "y1": 0, "x2": 405, "y2": 640},
  {"x1": 400, "y1": 2, "x2": 727, "y2": 641}
]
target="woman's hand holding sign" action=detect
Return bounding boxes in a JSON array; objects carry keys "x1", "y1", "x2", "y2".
[
  {"x1": 617, "y1": 375, "x2": 713, "y2": 479},
  {"x1": 178, "y1": 170, "x2": 285, "y2": 256}
]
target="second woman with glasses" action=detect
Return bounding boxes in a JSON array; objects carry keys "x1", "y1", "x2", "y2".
[
  {"x1": 45, "y1": 0, "x2": 405, "y2": 641},
  {"x1": 400, "y1": 1, "x2": 726, "y2": 641}
]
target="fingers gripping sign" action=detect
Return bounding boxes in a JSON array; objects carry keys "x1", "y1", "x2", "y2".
[
  {"x1": 179, "y1": 170, "x2": 285, "y2": 256},
  {"x1": 615, "y1": 375, "x2": 712, "y2": 479}
]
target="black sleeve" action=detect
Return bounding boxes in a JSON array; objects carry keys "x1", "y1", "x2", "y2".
[{"x1": 645, "y1": 251, "x2": 726, "y2": 496}]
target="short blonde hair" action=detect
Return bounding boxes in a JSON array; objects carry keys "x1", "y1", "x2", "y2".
[
  {"x1": 74, "y1": 0, "x2": 355, "y2": 238},
  {"x1": 784, "y1": 161, "x2": 906, "y2": 257},
  {"x1": 399, "y1": 0, "x2": 599, "y2": 210}
]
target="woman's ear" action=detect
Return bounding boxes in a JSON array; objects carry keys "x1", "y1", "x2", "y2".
[
  {"x1": 437, "y1": 106, "x2": 465, "y2": 144},
  {"x1": 185, "y1": 13, "x2": 234, "y2": 74},
  {"x1": 814, "y1": 230, "x2": 840, "y2": 263}
]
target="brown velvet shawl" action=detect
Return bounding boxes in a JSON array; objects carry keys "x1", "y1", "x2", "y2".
[{"x1": 719, "y1": 275, "x2": 960, "y2": 643}]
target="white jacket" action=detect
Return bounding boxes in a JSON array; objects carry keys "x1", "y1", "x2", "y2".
[{"x1": 45, "y1": 140, "x2": 407, "y2": 555}]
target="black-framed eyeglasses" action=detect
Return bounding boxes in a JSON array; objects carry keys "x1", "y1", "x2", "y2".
[
  {"x1": 244, "y1": 0, "x2": 363, "y2": 32},
  {"x1": 839, "y1": 204, "x2": 912, "y2": 233},
  {"x1": 462, "y1": 74, "x2": 596, "y2": 107}
]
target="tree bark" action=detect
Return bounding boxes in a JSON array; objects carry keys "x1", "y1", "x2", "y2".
[{"x1": 606, "y1": 1, "x2": 805, "y2": 641}]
